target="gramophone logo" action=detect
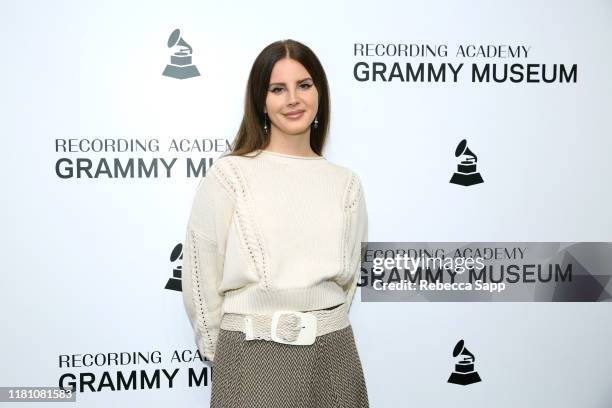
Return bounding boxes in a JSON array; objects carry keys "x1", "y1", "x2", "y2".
[
  {"x1": 449, "y1": 139, "x2": 484, "y2": 186},
  {"x1": 162, "y1": 28, "x2": 201, "y2": 80},
  {"x1": 164, "y1": 242, "x2": 183, "y2": 291},
  {"x1": 447, "y1": 339, "x2": 482, "y2": 385}
]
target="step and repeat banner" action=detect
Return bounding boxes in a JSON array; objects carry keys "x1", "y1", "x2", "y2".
[{"x1": 2, "y1": 0, "x2": 611, "y2": 407}]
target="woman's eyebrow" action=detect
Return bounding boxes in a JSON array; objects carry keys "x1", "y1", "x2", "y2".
[{"x1": 269, "y1": 77, "x2": 312, "y2": 86}]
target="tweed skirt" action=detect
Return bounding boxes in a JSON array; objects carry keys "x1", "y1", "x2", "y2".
[{"x1": 210, "y1": 323, "x2": 369, "y2": 408}]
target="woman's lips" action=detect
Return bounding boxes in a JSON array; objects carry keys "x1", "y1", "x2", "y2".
[{"x1": 284, "y1": 111, "x2": 304, "y2": 119}]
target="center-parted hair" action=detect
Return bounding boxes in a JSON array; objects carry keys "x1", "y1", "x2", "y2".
[{"x1": 227, "y1": 39, "x2": 331, "y2": 158}]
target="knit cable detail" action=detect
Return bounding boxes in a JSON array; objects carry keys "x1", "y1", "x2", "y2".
[
  {"x1": 189, "y1": 228, "x2": 216, "y2": 358},
  {"x1": 211, "y1": 158, "x2": 271, "y2": 290},
  {"x1": 339, "y1": 172, "x2": 362, "y2": 287}
]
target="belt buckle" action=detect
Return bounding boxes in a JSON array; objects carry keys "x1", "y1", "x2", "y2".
[{"x1": 270, "y1": 311, "x2": 317, "y2": 345}]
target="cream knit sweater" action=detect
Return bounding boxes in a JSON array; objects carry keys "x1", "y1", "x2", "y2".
[{"x1": 181, "y1": 149, "x2": 368, "y2": 362}]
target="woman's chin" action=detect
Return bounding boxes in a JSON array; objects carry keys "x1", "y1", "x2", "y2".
[{"x1": 278, "y1": 123, "x2": 312, "y2": 135}]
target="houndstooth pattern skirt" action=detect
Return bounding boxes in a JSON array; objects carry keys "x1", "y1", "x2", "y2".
[{"x1": 210, "y1": 323, "x2": 369, "y2": 408}]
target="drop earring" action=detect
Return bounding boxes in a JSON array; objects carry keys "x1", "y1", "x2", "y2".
[
  {"x1": 313, "y1": 115, "x2": 319, "y2": 129},
  {"x1": 263, "y1": 112, "x2": 268, "y2": 135}
]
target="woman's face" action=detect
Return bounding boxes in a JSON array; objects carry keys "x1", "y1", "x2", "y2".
[{"x1": 265, "y1": 58, "x2": 319, "y2": 139}]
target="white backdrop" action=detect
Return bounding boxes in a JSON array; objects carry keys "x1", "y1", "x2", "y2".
[{"x1": 2, "y1": 0, "x2": 612, "y2": 407}]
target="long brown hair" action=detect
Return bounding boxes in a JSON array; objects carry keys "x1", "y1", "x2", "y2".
[{"x1": 224, "y1": 39, "x2": 331, "y2": 158}]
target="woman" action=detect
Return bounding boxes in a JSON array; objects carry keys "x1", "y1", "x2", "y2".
[{"x1": 182, "y1": 39, "x2": 369, "y2": 408}]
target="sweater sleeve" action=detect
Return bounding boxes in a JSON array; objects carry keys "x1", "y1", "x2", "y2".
[
  {"x1": 342, "y1": 173, "x2": 369, "y2": 314},
  {"x1": 181, "y1": 164, "x2": 235, "y2": 364}
]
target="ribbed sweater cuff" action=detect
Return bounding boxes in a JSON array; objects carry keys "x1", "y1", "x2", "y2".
[{"x1": 221, "y1": 281, "x2": 346, "y2": 314}]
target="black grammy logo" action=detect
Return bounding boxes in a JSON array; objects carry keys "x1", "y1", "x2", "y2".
[
  {"x1": 164, "y1": 242, "x2": 183, "y2": 291},
  {"x1": 449, "y1": 139, "x2": 484, "y2": 186},
  {"x1": 447, "y1": 339, "x2": 482, "y2": 385}
]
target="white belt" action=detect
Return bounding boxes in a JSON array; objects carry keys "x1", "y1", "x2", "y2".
[{"x1": 220, "y1": 302, "x2": 350, "y2": 346}]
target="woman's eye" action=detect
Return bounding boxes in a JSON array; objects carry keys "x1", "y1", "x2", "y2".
[{"x1": 270, "y1": 83, "x2": 312, "y2": 93}]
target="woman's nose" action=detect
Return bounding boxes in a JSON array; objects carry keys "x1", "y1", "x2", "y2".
[{"x1": 286, "y1": 88, "x2": 299, "y2": 105}]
